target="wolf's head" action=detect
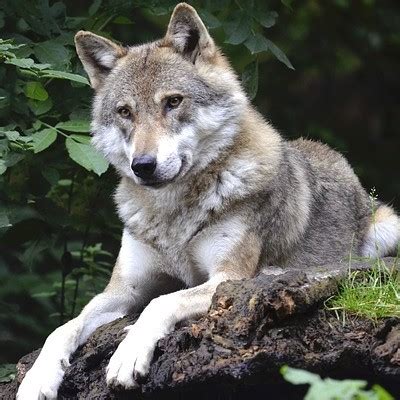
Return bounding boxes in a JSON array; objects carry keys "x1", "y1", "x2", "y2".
[{"x1": 75, "y1": 3, "x2": 248, "y2": 187}]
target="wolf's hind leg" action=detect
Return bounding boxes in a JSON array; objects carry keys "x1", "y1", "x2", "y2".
[{"x1": 361, "y1": 205, "x2": 400, "y2": 258}]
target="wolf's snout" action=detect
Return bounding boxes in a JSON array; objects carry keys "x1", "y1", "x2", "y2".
[{"x1": 131, "y1": 155, "x2": 157, "y2": 180}]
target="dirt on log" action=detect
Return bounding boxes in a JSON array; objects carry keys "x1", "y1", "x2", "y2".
[{"x1": 2, "y1": 258, "x2": 400, "y2": 399}]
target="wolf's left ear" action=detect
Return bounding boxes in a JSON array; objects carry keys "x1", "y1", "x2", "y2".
[
  {"x1": 164, "y1": 3, "x2": 216, "y2": 62},
  {"x1": 74, "y1": 31, "x2": 127, "y2": 89}
]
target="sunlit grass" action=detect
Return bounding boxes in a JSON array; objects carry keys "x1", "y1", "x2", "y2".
[
  {"x1": 327, "y1": 258, "x2": 400, "y2": 322},
  {"x1": 327, "y1": 189, "x2": 400, "y2": 322}
]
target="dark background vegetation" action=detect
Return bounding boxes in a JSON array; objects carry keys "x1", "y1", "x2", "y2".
[{"x1": 0, "y1": 0, "x2": 399, "y2": 365}]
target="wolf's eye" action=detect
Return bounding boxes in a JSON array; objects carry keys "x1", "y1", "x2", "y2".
[
  {"x1": 117, "y1": 106, "x2": 131, "y2": 119},
  {"x1": 166, "y1": 96, "x2": 183, "y2": 110}
]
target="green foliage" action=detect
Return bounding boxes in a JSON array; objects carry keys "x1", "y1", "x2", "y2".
[
  {"x1": 0, "y1": 364, "x2": 16, "y2": 383},
  {"x1": 31, "y1": 128, "x2": 57, "y2": 153},
  {"x1": 281, "y1": 366, "x2": 394, "y2": 400},
  {"x1": 0, "y1": 38, "x2": 104, "y2": 174}
]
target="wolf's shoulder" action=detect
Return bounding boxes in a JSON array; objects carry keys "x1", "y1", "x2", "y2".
[
  {"x1": 289, "y1": 137, "x2": 343, "y2": 160},
  {"x1": 288, "y1": 137, "x2": 350, "y2": 170},
  {"x1": 287, "y1": 137, "x2": 364, "y2": 193}
]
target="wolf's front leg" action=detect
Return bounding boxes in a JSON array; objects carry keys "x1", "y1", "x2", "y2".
[
  {"x1": 17, "y1": 230, "x2": 165, "y2": 400},
  {"x1": 106, "y1": 274, "x2": 227, "y2": 388},
  {"x1": 107, "y1": 225, "x2": 261, "y2": 389},
  {"x1": 16, "y1": 291, "x2": 133, "y2": 400}
]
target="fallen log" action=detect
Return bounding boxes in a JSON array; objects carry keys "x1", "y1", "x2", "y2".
[{"x1": 2, "y1": 258, "x2": 399, "y2": 399}]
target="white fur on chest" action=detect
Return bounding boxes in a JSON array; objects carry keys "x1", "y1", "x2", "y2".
[
  {"x1": 127, "y1": 205, "x2": 208, "y2": 284},
  {"x1": 115, "y1": 155, "x2": 255, "y2": 284}
]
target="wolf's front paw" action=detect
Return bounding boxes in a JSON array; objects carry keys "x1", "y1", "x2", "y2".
[
  {"x1": 17, "y1": 368, "x2": 65, "y2": 400},
  {"x1": 106, "y1": 324, "x2": 160, "y2": 389},
  {"x1": 17, "y1": 359, "x2": 68, "y2": 400}
]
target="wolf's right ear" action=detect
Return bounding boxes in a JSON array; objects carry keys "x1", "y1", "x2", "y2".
[
  {"x1": 74, "y1": 31, "x2": 127, "y2": 89},
  {"x1": 164, "y1": 3, "x2": 216, "y2": 63}
]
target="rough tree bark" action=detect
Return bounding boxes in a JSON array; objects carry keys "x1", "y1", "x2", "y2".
[{"x1": 2, "y1": 258, "x2": 399, "y2": 399}]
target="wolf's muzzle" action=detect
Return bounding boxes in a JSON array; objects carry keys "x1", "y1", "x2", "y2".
[{"x1": 131, "y1": 155, "x2": 157, "y2": 180}]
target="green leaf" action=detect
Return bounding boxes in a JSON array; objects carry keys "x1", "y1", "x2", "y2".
[
  {"x1": 31, "y1": 291, "x2": 57, "y2": 298},
  {"x1": 5, "y1": 57, "x2": 35, "y2": 69},
  {"x1": 372, "y1": 384, "x2": 394, "y2": 400},
  {"x1": 33, "y1": 120, "x2": 43, "y2": 130},
  {"x1": 69, "y1": 134, "x2": 91, "y2": 144},
  {"x1": 0, "y1": 95, "x2": 6, "y2": 106},
  {"x1": 0, "y1": 39, "x2": 23, "y2": 49},
  {"x1": 255, "y1": 11, "x2": 278, "y2": 28},
  {"x1": 4, "y1": 153, "x2": 24, "y2": 167},
  {"x1": 225, "y1": 14, "x2": 252, "y2": 45},
  {"x1": 244, "y1": 35, "x2": 295, "y2": 69},
  {"x1": 89, "y1": 0, "x2": 102, "y2": 15},
  {"x1": 24, "y1": 81, "x2": 49, "y2": 101},
  {"x1": 281, "y1": 366, "x2": 321, "y2": 385},
  {"x1": 56, "y1": 120, "x2": 90, "y2": 132},
  {"x1": 13, "y1": 43, "x2": 33, "y2": 58},
  {"x1": 281, "y1": 0, "x2": 294, "y2": 10},
  {"x1": 50, "y1": 2, "x2": 66, "y2": 19},
  {"x1": 264, "y1": 38, "x2": 295, "y2": 70},
  {"x1": 16, "y1": 18, "x2": 30, "y2": 34},
  {"x1": 0, "y1": 364, "x2": 16, "y2": 383},
  {"x1": 65, "y1": 137, "x2": 108, "y2": 175},
  {"x1": 40, "y1": 69, "x2": 89, "y2": 85},
  {"x1": 20, "y1": 238, "x2": 49, "y2": 269},
  {"x1": 0, "y1": 160, "x2": 6, "y2": 175},
  {"x1": 58, "y1": 179, "x2": 72, "y2": 186},
  {"x1": 17, "y1": 136, "x2": 33, "y2": 143},
  {"x1": 32, "y1": 62, "x2": 53, "y2": 70},
  {"x1": 34, "y1": 41, "x2": 70, "y2": 68},
  {"x1": 199, "y1": 10, "x2": 221, "y2": 29},
  {"x1": 244, "y1": 33, "x2": 269, "y2": 54},
  {"x1": 113, "y1": 16, "x2": 133, "y2": 25},
  {"x1": 242, "y1": 59, "x2": 259, "y2": 100},
  {"x1": 281, "y1": 367, "x2": 394, "y2": 400},
  {"x1": 4, "y1": 131, "x2": 20, "y2": 141},
  {"x1": 0, "y1": 210, "x2": 11, "y2": 228},
  {"x1": 31, "y1": 128, "x2": 57, "y2": 153},
  {"x1": 305, "y1": 378, "x2": 368, "y2": 400},
  {"x1": 28, "y1": 97, "x2": 53, "y2": 115},
  {"x1": 0, "y1": 123, "x2": 16, "y2": 132},
  {"x1": 152, "y1": 7, "x2": 172, "y2": 15},
  {"x1": 41, "y1": 167, "x2": 60, "y2": 185}
]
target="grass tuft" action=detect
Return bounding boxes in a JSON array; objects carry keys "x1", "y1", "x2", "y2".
[
  {"x1": 327, "y1": 189, "x2": 400, "y2": 322},
  {"x1": 327, "y1": 258, "x2": 400, "y2": 322}
]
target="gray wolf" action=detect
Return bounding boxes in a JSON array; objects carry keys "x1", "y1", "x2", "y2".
[{"x1": 17, "y1": 3, "x2": 400, "y2": 398}]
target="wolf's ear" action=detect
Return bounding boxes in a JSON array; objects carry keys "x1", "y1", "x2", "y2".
[
  {"x1": 164, "y1": 3, "x2": 216, "y2": 62},
  {"x1": 74, "y1": 31, "x2": 127, "y2": 89}
]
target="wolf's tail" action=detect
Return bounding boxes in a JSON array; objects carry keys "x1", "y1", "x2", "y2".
[{"x1": 361, "y1": 204, "x2": 400, "y2": 258}]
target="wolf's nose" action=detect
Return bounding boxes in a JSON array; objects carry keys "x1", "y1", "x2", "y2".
[{"x1": 131, "y1": 155, "x2": 157, "y2": 179}]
